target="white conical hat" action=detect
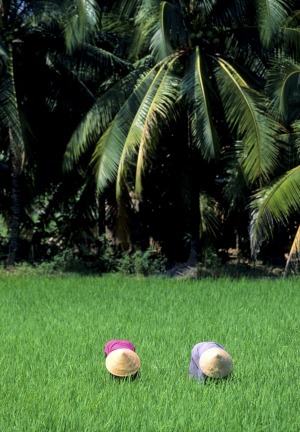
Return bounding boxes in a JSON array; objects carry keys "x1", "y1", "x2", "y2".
[
  {"x1": 199, "y1": 347, "x2": 233, "y2": 378},
  {"x1": 105, "y1": 348, "x2": 140, "y2": 377}
]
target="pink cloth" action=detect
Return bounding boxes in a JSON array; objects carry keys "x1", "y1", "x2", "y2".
[{"x1": 104, "y1": 339, "x2": 135, "y2": 356}]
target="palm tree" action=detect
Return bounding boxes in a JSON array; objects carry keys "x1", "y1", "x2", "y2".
[
  {"x1": 0, "y1": 0, "x2": 106, "y2": 265},
  {"x1": 64, "y1": 0, "x2": 291, "y2": 260},
  {"x1": 248, "y1": 3, "x2": 300, "y2": 273},
  {"x1": 250, "y1": 56, "x2": 300, "y2": 274}
]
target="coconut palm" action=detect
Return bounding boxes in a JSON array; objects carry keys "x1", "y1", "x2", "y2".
[
  {"x1": 64, "y1": 0, "x2": 291, "y2": 259},
  {"x1": 0, "y1": 0, "x2": 133, "y2": 265},
  {"x1": 250, "y1": 55, "x2": 300, "y2": 273},
  {"x1": 249, "y1": 1, "x2": 300, "y2": 272}
]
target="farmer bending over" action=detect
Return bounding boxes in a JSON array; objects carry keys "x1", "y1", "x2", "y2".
[
  {"x1": 104, "y1": 339, "x2": 140, "y2": 380},
  {"x1": 189, "y1": 341, "x2": 233, "y2": 381}
]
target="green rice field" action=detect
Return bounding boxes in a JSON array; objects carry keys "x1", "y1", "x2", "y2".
[{"x1": 0, "y1": 274, "x2": 299, "y2": 431}]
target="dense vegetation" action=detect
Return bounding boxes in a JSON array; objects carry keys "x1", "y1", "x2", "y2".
[{"x1": 2, "y1": 0, "x2": 300, "y2": 276}]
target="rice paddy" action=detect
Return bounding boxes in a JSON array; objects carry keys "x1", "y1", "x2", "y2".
[{"x1": 0, "y1": 274, "x2": 299, "y2": 431}]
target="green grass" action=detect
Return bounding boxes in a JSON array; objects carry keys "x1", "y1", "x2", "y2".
[{"x1": 0, "y1": 274, "x2": 299, "y2": 431}]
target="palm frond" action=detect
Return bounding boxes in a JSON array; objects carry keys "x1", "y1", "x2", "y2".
[
  {"x1": 284, "y1": 224, "x2": 300, "y2": 275},
  {"x1": 133, "y1": 57, "x2": 180, "y2": 195},
  {"x1": 130, "y1": 0, "x2": 160, "y2": 61},
  {"x1": 193, "y1": 0, "x2": 217, "y2": 17},
  {"x1": 199, "y1": 191, "x2": 221, "y2": 240},
  {"x1": 0, "y1": 43, "x2": 8, "y2": 63},
  {"x1": 0, "y1": 51, "x2": 25, "y2": 163},
  {"x1": 150, "y1": 1, "x2": 189, "y2": 61},
  {"x1": 282, "y1": 9, "x2": 300, "y2": 58},
  {"x1": 92, "y1": 58, "x2": 180, "y2": 199},
  {"x1": 22, "y1": 1, "x2": 100, "y2": 53},
  {"x1": 181, "y1": 46, "x2": 219, "y2": 160},
  {"x1": 283, "y1": 27, "x2": 300, "y2": 58},
  {"x1": 256, "y1": 0, "x2": 291, "y2": 47},
  {"x1": 99, "y1": 11, "x2": 134, "y2": 36},
  {"x1": 266, "y1": 58, "x2": 300, "y2": 123},
  {"x1": 63, "y1": 0, "x2": 100, "y2": 53},
  {"x1": 63, "y1": 66, "x2": 150, "y2": 172},
  {"x1": 216, "y1": 57, "x2": 283, "y2": 186},
  {"x1": 250, "y1": 165, "x2": 300, "y2": 257},
  {"x1": 92, "y1": 66, "x2": 161, "y2": 193},
  {"x1": 112, "y1": 0, "x2": 141, "y2": 18},
  {"x1": 291, "y1": 120, "x2": 300, "y2": 158},
  {"x1": 74, "y1": 43, "x2": 133, "y2": 78},
  {"x1": 0, "y1": 77, "x2": 22, "y2": 144}
]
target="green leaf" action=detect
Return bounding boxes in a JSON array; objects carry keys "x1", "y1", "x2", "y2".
[
  {"x1": 256, "y1": 0, "x2": 291, "y2": 47},
  {"x1": 181, "y1": 47, "x2": 219, "y2": 160},
  {"x1": 92, "y1": 58, "x2": 180, "y2": 198},
  {"x1": 216, "y1": 57, "x2": 283, "y2": 186},
  {"x1": 63, "y1": 66, "x2": 149, "y2": 172},
  {"x1": 150, "y1": 1, "x2": 189, "y2": 61},
  {"x1": 266, "y1": 58, "x2": 300, "y2": 123},
  {"x1": 199, "y1": 191, "x2": 221, "y2": 240},
  {"x1": 63, "y1": 0, "x2": 100, "y2": 53},
  {"x1": 250, "y1": 165, "x2": 300, "y2": 256}
]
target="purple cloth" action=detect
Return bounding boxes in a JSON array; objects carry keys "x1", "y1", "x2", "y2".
[
  {"x1": 104, "y1": 339, "x2": 135, "y2": 356},
  {"x1": 189, "y1": 341, "x2": 225, "y2": 381}
]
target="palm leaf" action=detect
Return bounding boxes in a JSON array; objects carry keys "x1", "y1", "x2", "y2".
[
  {"x1": 291, "y1": 120, "x2": 300, "y2": 158},
  {"x1": 130, "y1": 0, "x2": 160, "y2": 61},
  {"x1": 150, "y1": 1, "x2": 189, "y2": 61},
  {"x1": 24, "y1": 0, "x2": 100, "y2": 53},
  {"x1": 266, "y1": 58, "x2": 300, "y2": 123},
  {"x1": 92, "y1": 57, "x2": 180, "y2": 198},
  {"x1": 282, "y1": 9, "x2": 300, "y2": 58},
  {"x1": 92, "y1": 67, "x2": 162, "y2": 193},
  {"x1": 74, "y1": 43, "x2": 133, "y2": 78},
  {"x1": 199, "y1": 191, "x2": 221, "y2": 240},
  {"x1": 100, "y1": 12, "x2": 134, "y2": 36},
  {"x1": 284, "y1": 224, "x2": 300, "y2": 275},
  {"x1": 63, "y1": 66, "x2": 150, "y2": 172},
  {"x1": 0, "y1": 50, "x2": 25, "y2": 167},
  {"x1": 250, "y1": 165, "x2": 300, "y2": 257},
  {"x1": 0, "y1": 76, "x2": 23, "y2": 150},
  {"x1": 190, "y1": 0, "x2": 217, "y2": 18},
  {"x1": 181, "y1": 46, "x2": 219, "y2": 160},
  {"x1": 215, "y1": 57, "x2": 283, "y2": 186},
  {"x1": 256, "y1": 0, "x2": 291, "y2": 47},
  {"x1": 133, "y1": 57, "x2": 180, "y2": 195},
  {"x1": 112, "y1": 0, "x2": 141, "y2": 17},
  {"x1": 63, "y1": 0, "x2": 100, "y2": 53}
]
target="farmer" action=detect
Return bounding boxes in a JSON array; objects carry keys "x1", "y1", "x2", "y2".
[
  {"x1": 104, "y1": 339, "x2": 140, "y2": 380},
  {"x1": 189, "y1": 341, "x2": 233, "y2": 381}
]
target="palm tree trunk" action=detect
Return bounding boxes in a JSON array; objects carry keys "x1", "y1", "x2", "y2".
[
  {"x1": 5, "y1": 45, "x2": 25, "y2": 266},
  {"x1": 188, "y1": 182, "x2": 200, "y2": 264},
  {"x1": 187, "y1": 112, "x2": 200, "y2": 265},
  {"x1": 6, "y1": 166, "x2": 22, "y2": 266}
]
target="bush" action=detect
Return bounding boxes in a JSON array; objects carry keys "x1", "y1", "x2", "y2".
[{"x1": 117, "y1": 248, "x2": 167, "y2": 276}]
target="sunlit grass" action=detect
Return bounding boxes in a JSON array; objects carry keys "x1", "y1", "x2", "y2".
[{"x1": 0, "y1": 274, "x2": 299, "y2": 431}]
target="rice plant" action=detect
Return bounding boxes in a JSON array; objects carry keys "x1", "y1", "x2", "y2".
[{"x1": 0, "y1": 274, "x2": 299, "y2": 431}]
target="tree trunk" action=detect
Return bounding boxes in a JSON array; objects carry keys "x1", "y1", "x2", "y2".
[
  {"x1": 188, "y1": 183, "x2": 200, "y2": 265},
  {"x1": 5, "y1": 46, "x2": 26, "y2": 266},
  {"x1": 6, "y1": 169, "x2": 22, "y2": 266}
]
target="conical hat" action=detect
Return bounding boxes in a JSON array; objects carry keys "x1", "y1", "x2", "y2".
[
  {"x1": 199, "y1": 347, "x2": 233, "y2": 378},
  {"x1": 106, "y1": 348, "x2": 140, "y2": 377}
]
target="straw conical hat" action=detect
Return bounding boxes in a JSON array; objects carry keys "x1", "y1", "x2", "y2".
[
  {"x1": 106, "y1": 349, "x2": 140, "y2": 377},
  {"x1": 199, "y1": 347, "x2": 233, "y2": 378}
]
